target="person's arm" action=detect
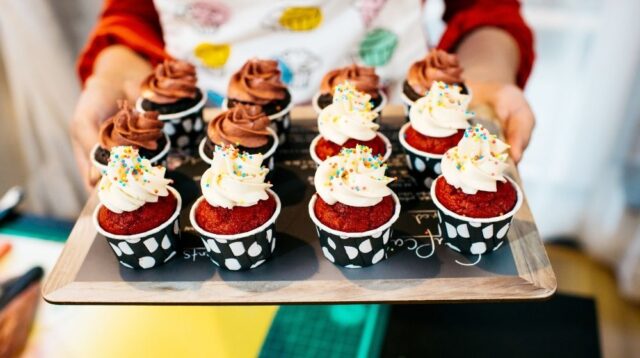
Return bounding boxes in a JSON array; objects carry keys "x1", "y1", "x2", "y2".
[
  {"x1": 440, "y1": 0, "x2": 535, "y2": 163},
  {"x1": 71, "y1": 0, "x2": 167, "y2": 189}
]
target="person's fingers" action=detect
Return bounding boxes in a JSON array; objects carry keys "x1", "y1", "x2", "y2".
[
  {"x1": 504, "y1": 105, "x2": 535, "y2": 164},
  {"x1": 123, "y1": 79, "x2": 141, "y2": 102}
]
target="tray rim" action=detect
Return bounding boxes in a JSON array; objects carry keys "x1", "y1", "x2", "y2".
[{"x1": 42, "y1": 105, "x2": 556, "y2": 305}]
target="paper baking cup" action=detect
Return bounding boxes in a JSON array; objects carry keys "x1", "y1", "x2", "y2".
[
  {"x1": 136, "y1": 89, "x2": 207, "y2": 152},
  {"x1": 189, "y1": 189, "x2": 282, "y2": 271},
  {"x1": 93, "y1": 187, "x2": 182, "y2": 270},
  {"x1": 308, "y1": 132, "x2": 392, "y2": 167},
  {"x1": 308, "y1": 192, "x2": 401, "y2": 268},
  {"x1": 198, "y1": 127, "x2": 279, "y2": 172},
  {"x1": 398, "y1": 122, "x2": 448, "y2": 189},
  {"x1": 222, "y1": 98, "x2": 293, "y2": 145},
  {"x1": 90, "y1": 132, "x2": 171, "y2": 174},
  {"x1": 430, "y1": 176, "x2": 523, "y2": 255},
  {"x1": 311, "y1": 90, "x2": 387, "y2": 116}
]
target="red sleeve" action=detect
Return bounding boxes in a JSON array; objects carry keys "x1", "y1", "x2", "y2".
[
  {"x1": 77, "y1": 0, "x2": 168, "y2": 84},
  {"x1": 439, "y1": 0, "x2": 535, "y2": 88}
]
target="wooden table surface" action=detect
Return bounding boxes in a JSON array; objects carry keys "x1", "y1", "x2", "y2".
[{"x1": 43, "y1": 105, "x2": 556, "y2": 305}]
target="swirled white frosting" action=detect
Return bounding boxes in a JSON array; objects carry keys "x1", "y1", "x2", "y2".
[
  {"x1": 409, "y1": 81, "x2": 471, "y2": 138},
  {"x1": 318, "y1": 81, "x2": 379, "y2": 145},
  {"x1": 98, "y1": 146, "x2": 172, "y2": 213},
  {"x1": 441, "y1": 124, "x2": 510, "y2": 194},
  {"x1": 201, "y1": 146, "x2": 271, "y2": 209},
  {"x1": 314, "y1": 145, "x2": 394, "y2": 207}
]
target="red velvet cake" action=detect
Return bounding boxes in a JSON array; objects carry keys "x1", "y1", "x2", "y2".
[
  {"x1": 314, "y1": 195, "x2": 395, "y2": 232},
  {"x1": 315, "y1": 135, "x2": 387, "y2": 161},
  {"x1": 98, "y1": 193, "x2": 177, "y2": 235},
  {"x1": 195, "y1": 194, "x2": 277, "y2": 235},
  {"x1": 435, "y1": 177, "x2": 517, "y2": 218},
  {"x1": 404, "y1": 126, "x2": 464, "y2": 155}
]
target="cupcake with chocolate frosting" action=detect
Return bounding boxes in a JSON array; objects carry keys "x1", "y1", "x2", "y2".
[
  {"x1": 199, "y1": 104, "x2": 278, "y2": 171},
  {"x1": 91, "y1": 100, "x2": 170, "y2": 173},
  {"x1": 313, "y1": 64, "x2": 386, "y2": 114},
  {"x1": 136, "y1": 59, "x2": 207, "y2": 152},
  {"x1": 224, "y1": 58, "x2": 293, "y2": 142},
  {"x1": 401, "y1": 49, "x2": 468, "y2": 115}
]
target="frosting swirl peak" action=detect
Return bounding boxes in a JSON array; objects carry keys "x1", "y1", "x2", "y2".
[
  {"x1": 99, "y1": 100, "x2": 164, "y2": 150},
  {"x1": 314, "y1": 145, "x2": 394, "y2": 207},
  {"x1": 98, "y1": 146, "x2": 172, "y2": 213},
  {"x1": 227, "y1": 58, "x2": 287, "y2": 105},
  {"x1": 201, "y1": 146, "x2": 271, "y2": 209},
  {"x1": 208, "y1": 104, "x2": 271, "y2": 148},
  {"x1": 318, "y1": 82, "x2": 379, "y2": 145},
  {"x1": 320, "y1": 64, "x2": 380, "y2": 98},
  {"x1": 409, "y1": 81, "x2": 471, "y2": 138},
  {"x1": 141, "y1": 59, "x2": 198, "y2": 104},
  {"x1": 407, "y1": 49, "x2": 463, "y2": 96},
  {"x1": 441, "y1": 125, "x2": 510, "y2": 194}
]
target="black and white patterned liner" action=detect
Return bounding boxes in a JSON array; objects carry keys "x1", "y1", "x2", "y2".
[
  {"x1": 430, "y1": 176, "x2": 523, "y2": 255},
  {"x1": 89, "y1": 132, "x2": 171, "y2": 174},
  {"x1": 398, "y1": 122, "x2": 443, "y2": 189},
  {"x1": 222, "y1": 99, "x2": 293, "y2": 145},
  {"x1": 93, "y1": 187, "x2": 182, "y2": 269},
  {"x1": 310, "y1": 90, "x2": 387, "y2": 116},
  {"x1": 308, "y1": 132, "x2": 393, "y2": 166},
  {"x1": 308, "y1": 193, "x2": 401, "y2": 268},
  {"x1": 136, "y1": 91, "x2": 207, "y2": 152},
  {"x1": 189, "y1": 189, "x2": 282, "y2": 271},
  {"x1": 198, "y1": 127, "x2": 279, "y2": 172}
]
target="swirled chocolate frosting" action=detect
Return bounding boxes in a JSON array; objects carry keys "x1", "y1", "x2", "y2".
[
  {"x1": 141, "y1": 59, "x2": 198, "y2": 104},
  {"x1": 208, "y1": 104, "x2": 271, "y2": 148},
  {"x1": 99, "y1": 100, "x2": 164, "y2": 150},
  {"x1": 227, "y1": 59, "x2": 288, "y2": 105},
  {"x1": 320, "y1": 64, "x2": 380, "y2": 98},
  {"x1": 407, "y1": 49, "x2": 463, "y2": 96}
]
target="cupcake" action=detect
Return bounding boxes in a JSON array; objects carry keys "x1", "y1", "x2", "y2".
[
  {"x1": 431, "y1": 125, "x2": 523, "y2": 255},
  {"x1": 91, "y1": 100, "x2": 170, "y2": 173},
  {"x1": 224, "y1": 58, "x2": 292, "y2": 142},
  {"x1": 308, "y1": 145, "x2": 401, "y2": 268},
  {"x1": 190, "y1": 146, "x2": 281, "y2": 271},
  {"x1": 93, "y1": 146, "x2": 182, "y2": 269},
  {"x1": 310, "y1": 82, "x2": 392, "y2": 165},
  {"x1": 398, "y1": 81, "x2": 471, "y2": 188},
  {"x1": 401, "y1": 49, "x2": 468, "y2": 116},
  {"x1": 136, "y1": 59, "x2": 206, "y2": 151},
  {"x1": 198, "y1": 104, "x2": 278, "y2": 171},
  {"x1": 313, "y1": 64, "x2": 386, "y2": 114}
]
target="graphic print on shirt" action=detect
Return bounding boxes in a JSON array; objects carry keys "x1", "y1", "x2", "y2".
[
  {"x1": 358, "y1": 28, "x2": 398, "y2": 66},
  {"x1": 180, "y1": 1, "x2": 231, "y2": 33},
  {"x1": 194, "y1": 42, "x2": 231, "y2": 71},
  {"x1": 275, "y1": 49, "x2": 322, "y2": 89},
  {"x1": 263, "y1": 6, "x2": 323, "y2": 32},
  {"x1": 353, "y1": 0, "x2": 387, "y2": 27}
]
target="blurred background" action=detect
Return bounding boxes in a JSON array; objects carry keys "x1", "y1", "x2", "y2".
[{"x1": 1, "y1": 0, "x2": 640, "y2": 356}]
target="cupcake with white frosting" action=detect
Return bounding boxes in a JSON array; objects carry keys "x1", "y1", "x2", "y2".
[
  {"x1": 190, "y1": 146, "x2": 281, "y2": 271},
  {"x1": 309, "y1": 82, "x2": 391, "y2": 165},
  {"x1": 93, "y1": 146, "x2": 182, "y2": 270},
  {"x1": 431, "y1": 124, "x2": 523, "y2": 255},
  {"x1": 308, "y1": 145, "x2": 401, "y2": 267},
  {"x1": 399, "y1": 81, "x2": 472, "y2": 188}
]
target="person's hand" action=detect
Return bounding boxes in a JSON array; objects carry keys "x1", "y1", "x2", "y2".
[
  {"x1": 69, "y1": 45, "x2": 153, "y2": 190},
  {"x1": 467, "y1": 81, "x2": 535, "y2": 163}
]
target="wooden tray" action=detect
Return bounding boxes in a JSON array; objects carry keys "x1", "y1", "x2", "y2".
[{"x1": 43, "y1": 105, "x2": 556, "y2": 305}]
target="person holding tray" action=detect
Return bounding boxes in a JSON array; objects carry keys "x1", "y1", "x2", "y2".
[{"x1": 70, "y1": 0, "x2": 535, "y2": 188}]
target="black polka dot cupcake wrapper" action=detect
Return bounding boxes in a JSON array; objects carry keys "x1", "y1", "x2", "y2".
[
  {"x1": 93, "y1": 187, "x2": 182, "y2": 270},
  {"x1": 189, "y1": 190, "x2": 282, "y2": 271},
  {"x1": 430, "y1": 176, "x2": 523, "y2": 255},
  {"x1": 198, "y1": 127, "x2": 279, "y2": 173},
  {"x1": 308, "y1": 193, "x2": 401, "y2": 268},
  {"x1": 136, "y1": 93, "x2": 207, "y2": 153},
  {"x1": 398, "y1": 123, "x2": 443, "y2": 189}
]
